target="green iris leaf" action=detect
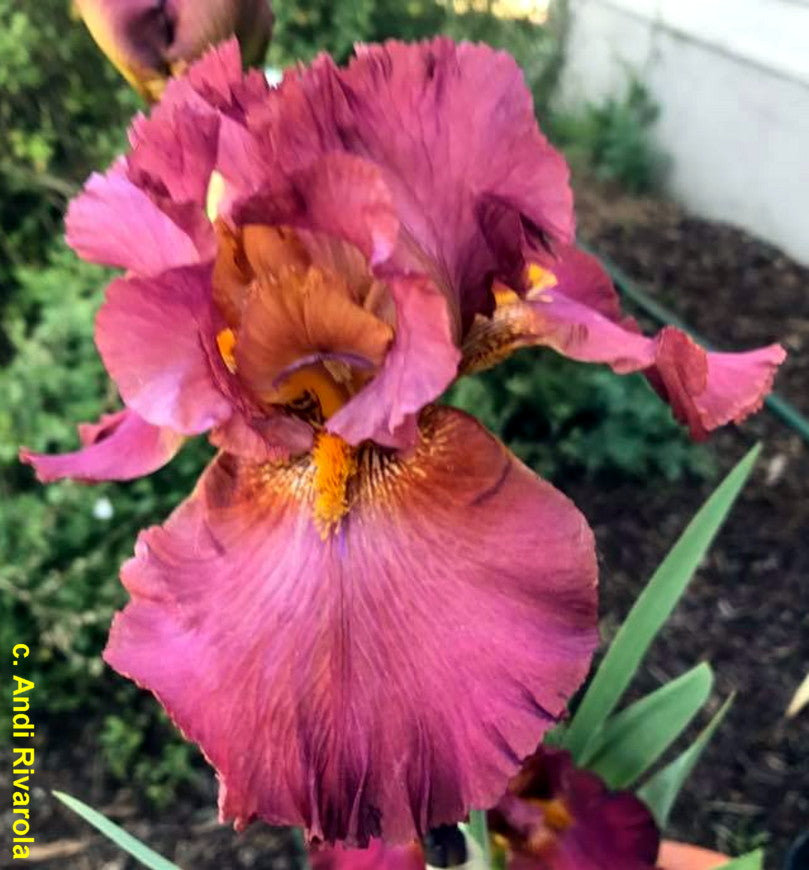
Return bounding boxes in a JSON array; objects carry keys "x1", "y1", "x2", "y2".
[
  {"x1": 561, "y1": 444, "x2": 760, "y2": 761},
  {"x1": 52, "y1": 791, "x2": 180, "y2": 870},
  {"x1": 638, "y1": 693, "x2": 735, "y2": 827},
  {"x1": 582, "y1": 662, "x2": 713, "y2": 789}
]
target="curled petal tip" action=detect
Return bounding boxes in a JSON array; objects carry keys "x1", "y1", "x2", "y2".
[{"x1": 19, "y1": 410, "x2": 184, "y2": 483}]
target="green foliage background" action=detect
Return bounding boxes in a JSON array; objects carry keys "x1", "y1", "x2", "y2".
[{"x1": 0, "y1": 0, "x2": 709, "y2": 805}]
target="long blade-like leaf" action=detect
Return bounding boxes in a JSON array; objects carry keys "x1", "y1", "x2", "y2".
[
  {"x1": 52, "y1": 791, "x2": 181, "y2": 870},
  {"x1": 563, "y1": 445, "x2": 760, "y2": 761},
  {"x1": 583, "y1": 663, "x2": 713, "y2": 789},
  {"x1": 638, "y1": 694, "x2": 734, "y2": 827}
]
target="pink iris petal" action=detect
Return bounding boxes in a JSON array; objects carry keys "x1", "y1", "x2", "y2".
[
  {"x1": 137, "y1": 40, "x2": 270, "y2": 197},
  {"x1": 181, "y1": 38, "x2": 269, "y2": 121},
  {"x1": 546, "y1": 246, "x2": 626, "y2": 322},
  {"x1": 311, "y1": 840, "x2": 426, "y2": 870},
  {"x1": 646, "y1": 328, "x2": 785, "y2": 438},
  {"x1": 209, "y1": 410, "x2": 314, "y2": 461},
  {"x1": 127, "y1": 104, "x2": 220, "y2": 205},
  {"x1": 514, "y1": 248, "x2": 785, "y2": 439},
  {"x1": 66, "y1": 166, "x2": 212, "y2": 276},
  {"x1": 236, "y1": 153, "x2": 401, "y2": 267},
  {"x1": 223, "y1": 37, "x2": 572, "y2": 325},
  {"x1": 95, "y1": 264, "x2": 232, "y2": 434},
  {"x1": 327, "y1": 39, "x2": 573, "y2": 323},
  {"x1": 328, "y1": 275, "x2": 461, "y2": 449},
  {"x1": 20, "y1": 409, "x2": 183, "y2": 483},
  {"x1": 104, "y1": 407, "x2": 597, "y2": 845}
]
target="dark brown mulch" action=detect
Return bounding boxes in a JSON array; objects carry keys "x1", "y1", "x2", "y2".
[
  {"x1": 3, "y1": 180, "x2": 807, "y2": 869},
  {"x1": 570, "y1": 176, "x2": 809, "y2": 868}
]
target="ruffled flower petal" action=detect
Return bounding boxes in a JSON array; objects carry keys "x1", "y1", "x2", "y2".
[
  {"x1": 127, "y1": 103, "x2": 220, "y2": 206},
  {"x1": 209, "y1": 410, "x2": 314, "y2": 462},
  {"x1": 225, "y1": 38, "x2": 572, "y2": 327},
  {"x1": 329, "y1": 40, "x2": 573, "y2": 324},
  {"x1": 104, "y1": 406, "x2": 597, "y2": 845},
  {"x1": 96, "y1": 264, "x2": 233, "y2": 434},
  {"x1": 66, "y1": 166, "x2": 211, "y2": 276},
  {"x1": 645, "y1": 328, "x2": 785, "y2": 439},
  {"x1": 20, "y1": 409, "x2": 183, "y2": 483},
  {"x1": 235, "y1": 153, "x2": 400, "y2": 267},
  {"x1": 327, "y1": 275, "x2": 461, "y2": 448},
  {"x1": 463, "y1": 247, "x2": 785, "y2": 439}
]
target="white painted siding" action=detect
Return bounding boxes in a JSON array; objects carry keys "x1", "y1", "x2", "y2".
[{"x1": 560, "y1": 0, "x2": 809, "y2": 265}]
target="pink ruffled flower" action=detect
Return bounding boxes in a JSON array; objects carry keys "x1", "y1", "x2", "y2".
[
  {"x1": 22, "y1": 39, "x2": 782, "y2": 845},
  {"x1": 489, "y1": 747, "x2": 661, "y2": 869},
  {"x1": 74, "y1": 0, "x2": 273, "y2": 100}
]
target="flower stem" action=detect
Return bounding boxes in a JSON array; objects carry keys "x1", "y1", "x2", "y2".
[{"x1": 467, "y1": 810, "x2": 492, "y2": 868}]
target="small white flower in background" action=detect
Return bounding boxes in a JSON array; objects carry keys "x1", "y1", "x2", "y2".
[{"x1": 93, "y1": 496, "x2": 114, "y2": 521}]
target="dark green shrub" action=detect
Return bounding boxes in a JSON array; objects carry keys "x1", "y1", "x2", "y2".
[
  {"x1": 446, "y1": 350, "x2": 715, "y2": 484},
  {"x1": 0, "y1": 243, "x2": 212, "y2": 798},
  {"x1": 0, "y1": 0, "x2": 137, "y2": 292}
]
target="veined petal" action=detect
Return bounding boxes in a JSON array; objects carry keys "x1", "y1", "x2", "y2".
[
  {"x1": 105, "y1": 406, "x2": 597, "y2": 845},
  {"x1": 223, "y1": 38, "x2": 572, "y2": 326},
  {"x1": 646, "y1": 328, "x2": 785, "y2": 438},
  {"x1": 235, "y1": 154, "x2": 400, "y2": 267},
  {"x1": 128, "y1": 103, "x2": 220, "y2": 205},
  {"x1": 20, "y1": 409, "x2": 183, "y2": 483},
  {"x1": 330, "y1": 39, "x2": 573, "y2": 324},
  {"x1": 96, "y1": 264, "x2": 233, "y2": 434},
  {"x1": 209, "y1": 410, "x2": 314, "y2": 462},
  {"x1": 463, "y1": 248, "x2": 785, "y2": 439},
  {"x1": 66, "y1": 166, "x2": 211, "y2": 276},
  {"x1": 327, "y1": 275, "x2": 461, "y2": 449}
]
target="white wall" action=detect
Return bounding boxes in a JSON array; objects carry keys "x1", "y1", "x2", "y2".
[{"x1": 559, "y1": 0, "x2": 809, "y2": 265}]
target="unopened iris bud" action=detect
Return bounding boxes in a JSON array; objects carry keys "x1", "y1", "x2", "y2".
[{"x1": 74, "y1": 0, "x2": 273, "y2": 101}]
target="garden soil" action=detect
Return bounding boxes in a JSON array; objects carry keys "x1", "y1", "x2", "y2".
[{"x1": 2, "y1": 178, "x2": 807, "y2": 869}]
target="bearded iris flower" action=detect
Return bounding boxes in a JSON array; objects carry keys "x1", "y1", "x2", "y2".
[
  {"x1": 74, "y1": 0, "x2": 273, "y2": 100},
  {"x1": 22, "y1": 39, "x2": 783, "y2": 845},
  {"x1": 489, "y1": 747, "x2": 661, "y2": 870}
]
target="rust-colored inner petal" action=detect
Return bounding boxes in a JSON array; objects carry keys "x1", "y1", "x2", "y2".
[{"x1": 212, "y1": 221, "x2": 394, "y2": 423}]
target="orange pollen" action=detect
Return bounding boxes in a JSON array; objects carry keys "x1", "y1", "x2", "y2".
[
  {"x1": 526, "y1": 263, "x2": 558, "y2": 299},
  {"x1": 534, "y1": 797, "x2": 574, "y2": 833},
  {"x1": 216, "y1": 328, "x2": 237, "y2": 373},
  {"x1": 493, "y1": 281, "x2": 521, "y2": 308},
  {"x1": 311, "y1": 431, "x2": 356, "y2": 538}
]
